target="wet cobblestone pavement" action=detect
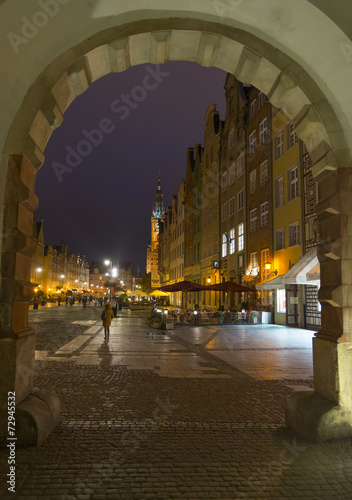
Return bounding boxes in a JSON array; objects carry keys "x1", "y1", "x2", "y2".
[{"x1": 1, "y1": 305, "x2": 352, "y2": 499}]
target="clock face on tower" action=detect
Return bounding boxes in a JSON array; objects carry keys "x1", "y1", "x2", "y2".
[{"x1": 153, "y1": 220, "x2": 159, "y2": 232}]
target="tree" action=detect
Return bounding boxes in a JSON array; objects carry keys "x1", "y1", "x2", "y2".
[
  {"x1": 139, "y1": 273, "x2": 152, "y2": 294},
  {"x1": 103, "y1": 280, "x2": 118, "y2": 301}
]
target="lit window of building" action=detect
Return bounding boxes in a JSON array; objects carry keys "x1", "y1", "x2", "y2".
[
  {"x1": 238, "y1": 223, "x2": 244, "y2": 251},
  {"x1": 222, "y1": 233, "x2": 227, "y2": 257},
  {"x1": 229, "y1": 228, "x2": 235, "y2": 254}
]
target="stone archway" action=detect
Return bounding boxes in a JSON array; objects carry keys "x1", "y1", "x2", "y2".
[{"x1": 1, "y1": 0, "x2": 352, "y2": 444}]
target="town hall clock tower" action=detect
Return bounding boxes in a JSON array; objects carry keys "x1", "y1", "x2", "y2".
[{"x1": 146, "y1": 173, "x2": 165, "y2": 279}]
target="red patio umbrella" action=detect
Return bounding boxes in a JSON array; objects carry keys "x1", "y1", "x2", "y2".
[{"x1": 157, "y1": 280, "x2": 208, "y2": 309}]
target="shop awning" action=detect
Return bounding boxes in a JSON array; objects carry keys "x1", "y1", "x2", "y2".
[
  {"x1": 256, "y1": 275, "x2": 285, "y2": 289},
  {"x1": 282, "y1": 247, "x2": 320, "y2": 285}
]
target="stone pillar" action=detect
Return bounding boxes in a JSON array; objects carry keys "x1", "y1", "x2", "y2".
[
  {"x1": 0, "y1": 155, "x2": 60, "y2": 446},
  {"x1": 286, "y1": 167, "x2": 352, "y2": 442}
]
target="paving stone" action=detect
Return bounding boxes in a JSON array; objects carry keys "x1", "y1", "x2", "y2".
[{"x1": 0, "y1": 308, "x2": 350, "y2": 499}]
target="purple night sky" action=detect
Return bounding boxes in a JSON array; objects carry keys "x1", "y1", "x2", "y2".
[{"x1": 35, "y1": 62, "x2": 226, "y2": 273}]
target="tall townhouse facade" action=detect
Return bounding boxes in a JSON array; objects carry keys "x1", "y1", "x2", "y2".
[
  {"x1": 184, "y1": 148, "x2": 195, "y2": 282},
  {"x1": 219, "y1": 75, "x2": 248, "y2": 309},
  {"x1": 167, "y1": 181, "x2": 185, "y2": 306},
  {"x1": 200, "y1": 105, "x2": 222, "y2": 309},
  {"x1": 184, "y1": 145, "x2": 203, "y2": 286},
  {"x1": 270, "y1": 108, "x2": 304, "y2": 325},
  {"x1": 158, "y1": 206, "x2": 172, "y2": 286},
  {"x1": 192, "y1": 145, "x2": 203, "y2": 285},
  {"x1": 245, "y1": 88, "x2": 273, "y2": 309}
]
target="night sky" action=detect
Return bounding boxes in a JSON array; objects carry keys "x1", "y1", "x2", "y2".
[{"x1": 35, "y1": 62, "x2": 226, "y2": 274}]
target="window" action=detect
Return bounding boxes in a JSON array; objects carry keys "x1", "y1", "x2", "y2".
[
  {"x1": 229, "y1": 228, "x2": 235, "y2": 254},
  {"x1": 250, "y1": 251, "x2": 258, "y2": 269},
  {"x1": 275, "y1": 176, "x2": 284, "y2": 208},
  {"x1": 229, "y1": 197, "x2": 235, "y2": 216},
  {"x1": 287, "y1": 121, "x2": 297, "y2": 149},
  {"x1": 261, "y1": 248, "x2": 270, "y2": 282},
  {"x1": 238, "y1": 223, "x2": 244, "y2": 251},
  {"x1": 222, "y1": 172, "x2": 227, "y2": 191},
  {"x1": 250, "y1": 99, "x2": 256, "y2": 119},
  {"x1": 260, "y1": 201, "x2": 269, "y2": 228},
  {"x1": 222, "y1": 202, "x2": 228, "y2": 221},
  {"x1": 238, "y1": 253, "x2": 244, "y2": 268},
  {"x1": 250, "y1": 208, "x2": 258, "y2": 233},
  {"x1": 258, "y1": 92, "x2": 266, "y2": 109},
  {"x1": 249, "y1": 130, "x2": 256, "y2": 156},
  {"x1": 275, "y1": 228, "x2": 285, "y2": 250},
  {"x1": 229, "y1": 128, "x2": 235, "y2": 148},
  {"x1": 277, "y1": 289, "x2": 286, "y2": 313},
  {"x1": 237, "y1": 189, "x2": 244, "y2": 211},
  {"x1": 274, "y1": 130, "x2": 284, "y2": 160},
  {"x1": 260, "y1": 160, "x2": 268, "y2": 187},
  {"x1": 250, "y1": 169, "x2": 257, "y2": 194},
  {"x1": 229, "y1": 161, "x2": 235, "y2": 184},
  {"x1": 289, "y1": 222, "x2": 300, "y2": 246},
  {"x1": 259, "y1": 118, "x2": 267, "y2": 145},
  {"x1": 288, "y1": 164, "x2": 299, "y2": 200},
  {"x1": 237, "y1": 152, "x2": 244, "y2": 177},
  {"x1": 222, "y1": 233, "x2": 227, "y2": 257}
]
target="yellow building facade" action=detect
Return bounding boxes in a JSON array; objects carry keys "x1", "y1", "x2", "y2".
[{"x1": 271, "y1": 108, "x2": 303, "y2": 325}]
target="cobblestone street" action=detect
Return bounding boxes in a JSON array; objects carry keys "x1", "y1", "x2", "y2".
[{"x1": 1, "y1": 305, "x2": 352, "y2": 499}]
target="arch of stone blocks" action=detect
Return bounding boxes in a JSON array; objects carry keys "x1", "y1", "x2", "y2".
[{"x1": 1, "y1": 1, "x2": 352, "y2": 444}]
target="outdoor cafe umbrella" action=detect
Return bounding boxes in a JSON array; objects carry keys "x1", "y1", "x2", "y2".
[
  {"x1": 158, "y1": 280, "x2": 207, "y2": 292},
  {"x1": 127, "y1": 290, "x2": 149, "y2": 297},
  {"x1": 205, "y1": 281, "x2": 256, "y2": 309},
  {"x1": 158, "y1": 280, "x2": 208, "y2": 308},
  {"x1": 149, "y1": 290, "x2": 170, "y2": 297}
]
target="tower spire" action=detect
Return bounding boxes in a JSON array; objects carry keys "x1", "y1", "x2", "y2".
[{"x1": 153, "y1": 171, "x2": 165, "y2": 218}]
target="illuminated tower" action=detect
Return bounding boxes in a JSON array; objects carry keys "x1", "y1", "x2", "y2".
[{"x1": 146, "y1": 172, "x2": 165, "y2": 276}]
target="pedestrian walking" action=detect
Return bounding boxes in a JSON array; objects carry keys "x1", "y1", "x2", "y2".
[
  {"x1": 57, "y1": 296, "x2": 61, "y2": 307},
  {"x1": 66, "y1": 296, "x2": 68, "y2": 307},
  {"x1": 101, "y1": 302, "x2": 114, "y2": 340}
]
